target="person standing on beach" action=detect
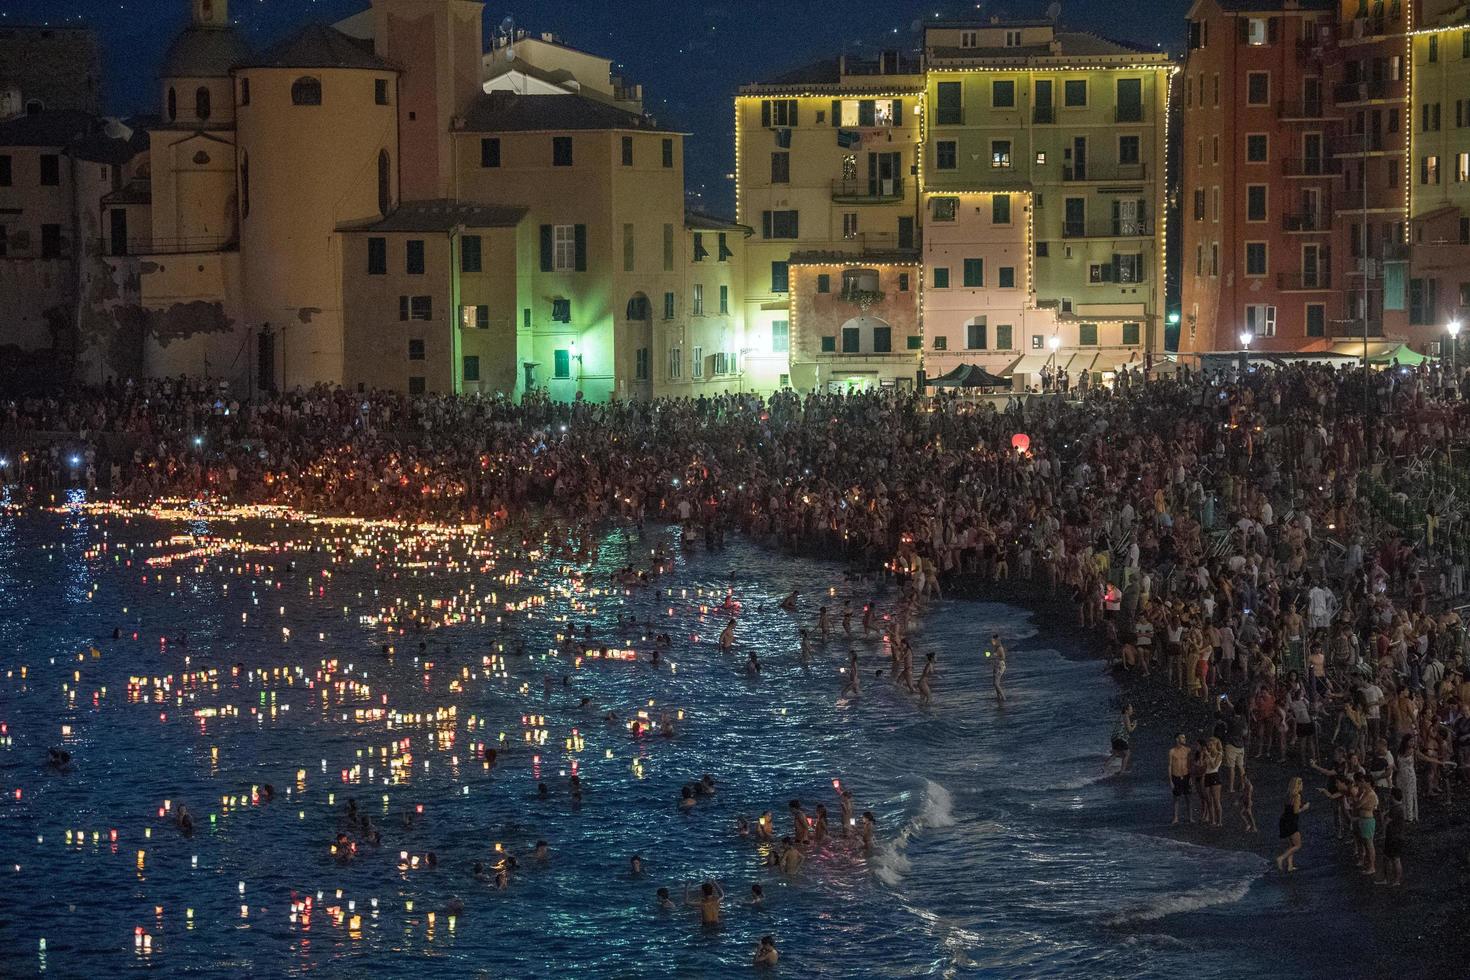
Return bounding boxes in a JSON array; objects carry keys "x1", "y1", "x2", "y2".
[
  {"x1": 1106, "y1": 704, "x2": 1137, "y2": 775},
  {"x1": 1353, "y1": 774, "x2": 1379, "y2": 877},
  {"x1": 1276, "y1": 776, "x2": 1309, "y2": 872},
  {"x1": 1169, "y1": 734, "x2": 1193, "y2": 825},
  {"x1": 991, "y1": 633, "x2": 1007, "y2": 703}
]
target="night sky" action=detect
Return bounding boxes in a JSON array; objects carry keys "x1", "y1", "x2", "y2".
[{"x1": 7, "y1": 0, "x2": 1191, "y2": 213}]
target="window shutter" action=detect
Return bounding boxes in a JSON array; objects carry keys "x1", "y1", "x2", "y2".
[
  {"x1": 790, "y1": 100, "x2": 798, "y2": 126},
  {"x1": 574, "y1": 224, "x2": 587, "y2": 271},
  {"x1": 1111, "y1": 254, "x2": 1122, "y2": 282},
  {"x1": 762, "y1": 211, "x2": 772, "y2": 239},
  {"x1": 1238, "y1": 18, "x2": 1248, "y2": 43},
  {"x1": 1267, "y1": 18, "x2": 1278, "y2": 43},
  {"x1": 832, "y1": 100, "x2": 841, "y2": 126},
  {"x1": 761, "y1": 100, "x2": 771, "y2": 127},
  {"x1": 540, "y1": 225, "x2": 553, "y2": 272},
  {"x1": 894, "y1": 99, "x2": 904, "y2": 120}
]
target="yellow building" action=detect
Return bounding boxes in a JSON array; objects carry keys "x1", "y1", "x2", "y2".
[
  {"x1": 923, "y1": 20, "x2": 1172, "y2": 379},
  {"x1": 1409, "y1": 8, "x2": 1470, "y2": 332},
  {"x1": 676, "y1": 213, "x2": 754, "y2": 394},
  {"x1": 735, "y1": 53, "x2": 925, "y2": 390}
]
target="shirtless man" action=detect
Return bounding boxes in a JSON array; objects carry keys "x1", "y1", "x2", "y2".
[
  {"x1": 991, "y1": 633, "x2": 1008, "y2": 703},
  {"x1": 789, "y1": 799, "x2": 810, "y2": 844},
  {"x1": 797, "y1": 629, "x2": 812, "y2": 667},
  {"x1": 684, "y1": 880, "x2": 724, "y2": 926},
  {"x1": 917, "y1": 653, "x2": 936, "y2": 705},
  {"x1": 1168, "y1": 734, "x2": 1193, "y2": 825},
  {"x1": 1354, "y1": 774, "x2": 1379, "y2": 876},
  {"x1": 753, "y1": 935, "x2": 780, "y2": 967},
  {"x1": 817, "y1": 606, "x2": 831, "y2": 641},
  {"x1": 718, "y1": 619, "x2": 735, "y2": 652},
  {"x1": 780, "y1": 590, "x2": 799, "y2": 612},
  {"x1": 837, "y1": 788, "x2": 854, "y2": 838},
  {"x1": 778, "y1": 837, "x2": 804, "y2": 874}
]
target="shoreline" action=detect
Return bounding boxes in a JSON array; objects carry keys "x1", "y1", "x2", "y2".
[{"x1": 944, "y1": 574, "x2": 1470, "y2": 976}]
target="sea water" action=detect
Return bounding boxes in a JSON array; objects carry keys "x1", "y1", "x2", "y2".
[{"x1": 0, "y1": 502, "x2": 1338, "y2": 977}]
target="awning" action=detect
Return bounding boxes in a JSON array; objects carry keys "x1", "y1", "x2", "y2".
[
  {"x1": 925, "y1": 363, "x2": 1009, "y2": 388},
  {"x1": 1065, "y1": 352, "x2": 1099, "y2": 373},
  {"x1": 1006, "y1": 353, "x2": 1051, "y2": 376},
  {"x1": 1327, "y1": 341, "x2": 1427, "y2": 365},
  {"x1": 1111, "y1": 351, "x2": 1141, "y2": 373}
]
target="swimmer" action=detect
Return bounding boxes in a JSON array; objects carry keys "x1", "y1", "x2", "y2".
[
  {"x1": 656, "y1": 887, "x2": 675, "y2": 911},
  {"x1": 719, "y1": 618, "x2": 735, "y2": 651},
  {"x1": 630, "y1": 854, "x2": 645, "y2": 877},
  {"x1": 841, "y1": 600, "x2": 853, "y2": 635},
  {"x1": 756, "y1": 811, "x2": 774, "y2": 840},
  {"x1": 859, "y1": 811, "x2": 876, "y2": 852},
  {"x1": 698, "y1": 774, "x2": 717, "y2": 796},
  {"x1": 838, "y1": 789, "x2": 854, "y2": 838},
  {"x1": 684, "y1": 880, "x2": 724, "y2": 926},
  {"x1": 991, "y1": 633, "x2": 1008, "y2": 703},
  {"x1": 780, "y1": 590, "x2": 799, "y2": 612},
  {"x1": 680, "y1": 785, "x2": 697, "y2": 809},
  {"x1": 817, "y1": 606, "x2": 831, "y2": 640},
  {"x1": 537, "y1": 782, "x2": 551, "y2": 800},
  {"x1": 750, "y1": 882, "x2": 765, "y2": 908},
  {"x1": 473, "y1": 861, "x2": 490, "y2": 882},
  {"x1": 754, "y1": 935, "x2": 780, "y2": 967},
  {"x1": 736, "y1": 816, "x2": 751, "y2": 837},
  {"x1": 917, "y1": 652, "x2": 936, "y2": 705},
  {"x1": 813, "y1": 803, "x2": 829, "y2": 844},
  {"x1": 789, "y1": 799, "x2": 809, "y2": 844},
  {"x1": 426, "y1": 851, "x2": 438, "y2": 869},
  {"x1": 842, "y1": 650, "x2": 862, "y2": 697},
  {"x1": 533, "y1": 840, "x2": 549, "y2": 863},
  {"x1": 798, "y1": 628, "x2": 812, "y2": 667},
  {"x1": 779, "y1": 837, "x2": 804, "y2": 875},
  {"x1": 746, "y1": 650, "x2": 761, "y2": 677}
]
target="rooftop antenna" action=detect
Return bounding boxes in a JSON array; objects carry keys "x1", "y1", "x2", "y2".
[{"x1": 497, "y1": 15, "x2": 517, "y2": 61}]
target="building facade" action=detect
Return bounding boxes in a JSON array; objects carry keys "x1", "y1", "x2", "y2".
[{"x1": 923, "y1": 20, "x2": 1172, "y2": 380}]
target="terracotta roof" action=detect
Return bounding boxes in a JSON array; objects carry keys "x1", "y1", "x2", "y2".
[
  {"x1": 162, "y1": 24, "x2": 253, "y2": 78},
  {"x1": 237, "y1": 24, "x2": 395, "y2": 72},
  {"x1": 461, "y1": 90, "x2": 671, "y2": 133},
  {"x1": 347, "y1": 199, "x2": 528, "y2": 233}
]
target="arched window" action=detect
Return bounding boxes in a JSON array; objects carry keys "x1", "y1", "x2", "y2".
[
  {"x1": 25, "y1": 98, "x2": 43, "y2": 116},
  {"x1": 240, "y1": 151, "x2": 250, "y2": 219},
  {"x1": 291, "y1": 76, "x2": 322, "y2": 106},
  {"x1": 378, "y1": 149, "x2": 391, "y2": 216},
  {"x1": 167, "y1": 87, "x2": 177, "y2": 121},
  {"x1": 195, "y1": 86, "x2": 211, "y2": 121}
]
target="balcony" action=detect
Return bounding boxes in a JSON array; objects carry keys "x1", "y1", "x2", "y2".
[
  {"x1": 1344, "y1": 15, "x2": 1390, "y2": 41},
  {"x1": 1061, "y1": 216, "x2": 1154, "y2": 239},
  {"x1": 1278, "y1": 272, "x2": 1332, "y2": 291},
  {"x1": 96, "y1": 236, "x2": 234, "y2": 257},
  {"x1": 831, "y1": 176, "x2": 905, "y2": 204},
  {"x1": 1063, "y1": 162, "x2": 1149, "y2": 183},
  {"x1": 1276, "y1": 99, "x2": 1330, "y2": 121},
  {"x1": 1282, "y1": 209, "x2": 1332, "y2": 232},
  {"x1": 823, "y1": 231, "x2": 919, "y2": 257},
  {"x1": 1329, "y1": 131, "x2": 1388, "y2": 155},
  {"x1": 1281, "y1": 156, "x2": 1342, "y2": 177},
  {"x1": 1032, "y1": 105, "x2": 1054, "y2": 124},
  {"x1": 1333, "y1": 79, "x2": 1401, "y2": 105}
]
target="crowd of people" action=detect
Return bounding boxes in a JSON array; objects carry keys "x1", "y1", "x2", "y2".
[{"x1": 8, "y1": 361, "x2": 1470, "y2": 909}]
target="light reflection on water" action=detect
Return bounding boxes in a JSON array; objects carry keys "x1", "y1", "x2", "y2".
[{"x1": 0, "y1": 512, "x2": 1283, "y2": 978}]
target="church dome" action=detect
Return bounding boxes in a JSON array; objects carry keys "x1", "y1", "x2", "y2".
[{"x1": 162, "y1": 25, "x2": 252, "y2": 79}]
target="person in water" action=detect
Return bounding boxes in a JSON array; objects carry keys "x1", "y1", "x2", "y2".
[
  {"x1": 655, "y1": 887, "x2": 675, "y2": 911},
  {"x1": 754, "y1": 935, "x2": 780, "y2": 967},
  {"x1": 991, "y1": 633, "x2": 1008, "y2": 703},
  {"x1": 684, "y1": 880, "x2": 724, "y2": 925}
]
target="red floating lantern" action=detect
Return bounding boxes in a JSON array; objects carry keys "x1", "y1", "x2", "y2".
[{"x1": 1010, "y1": 433, "x2": 1031, "y2": 454}]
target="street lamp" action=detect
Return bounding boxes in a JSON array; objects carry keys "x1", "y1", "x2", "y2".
[
  {"x1": 1047, "y1": 334, "x2": 1061, "y2": 391},
  {"x1": 1448, "y1": 320, "x2": 1462, "y2": 377},
  {"x1": 1238, "y1": 330, "x2": 1253, "y2": 376}
]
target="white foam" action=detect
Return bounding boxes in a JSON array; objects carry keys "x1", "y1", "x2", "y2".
[
  {"x1": 1102, "y1": 875, "x2": 1255, "y2": 925},
  {"x1": 873, "y1": 779, "x2": 957, "y2": 887}
]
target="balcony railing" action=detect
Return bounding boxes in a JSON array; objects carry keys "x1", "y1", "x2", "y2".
[
  {"x1": 1346, "y1": 14, "x2": 1389, "y2": 40},
  {"x1": 1278, "y1": 272, "x2": 1332, "y2": 291},
  {"x1": 1063, "y1": 162, "x2": 1148, "y2": 182},
  {"x1": 1330, "y1": 131, "x2": 1388, "y2": 155},
  {"x1": 830, "y1": 176, "x2": 905, "y2": 203},
  {"x1": 1333, "y1": 79, "x2": 1400, "y2": 105},
  {"x1": 1061, "y1": 216, "x2": 1154, "y2": 239},
  {"x1": 1282, "y1": 210, "x2": 1332, "y2": 232},
  {"x1": 1276, "y1": 99, "x2": 1329, "y2": 120},
  {"x1": 96, "y1": 236, "x2": 234, "y2": 256},
  {"x1": 1281, "y1": 156, "x2": 1342, "y2": 177},
  {"x1": 828, "y1": 231, "x2": 918, "y2": 255}
]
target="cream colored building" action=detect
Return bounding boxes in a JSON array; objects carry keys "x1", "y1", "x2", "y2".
[{"x1": 736, "y1": 53, "x2": 925, "y2": 390}]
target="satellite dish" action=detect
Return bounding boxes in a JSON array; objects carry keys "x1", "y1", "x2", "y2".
[{"x1": 1046, "y1": 1, "x2": 1062, "y2": 22}]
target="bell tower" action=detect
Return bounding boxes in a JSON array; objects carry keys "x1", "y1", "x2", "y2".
[{"x1": 192, "y1": 0, "x2": 228, "y2": 28}]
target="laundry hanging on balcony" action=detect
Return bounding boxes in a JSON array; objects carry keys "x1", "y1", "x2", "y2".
[{"x1": 836, "y1": 130, "x2": 861, "y2": 149}]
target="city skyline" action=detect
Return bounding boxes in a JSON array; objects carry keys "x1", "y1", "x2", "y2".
[{"x1": 4, "y1": 0, "x2": 1191, "y2": 214}]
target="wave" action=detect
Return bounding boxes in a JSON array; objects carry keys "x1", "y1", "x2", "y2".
[
  {"x1": 1041, "y1": 772, "x2": 1108, "y2": 792},
  {"x1": 1102, "y1": 875, "x2": 1256, "y2": 925},
  {"x1": 873, "y1": 778, "x2": 957, "y2": 887}
]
